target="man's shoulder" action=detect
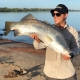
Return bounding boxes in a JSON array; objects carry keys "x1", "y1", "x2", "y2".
[
  {"x1": 68, "y1": 25, "x2": 76, "y2": 30},
  {"x1": 67, "y1": 25, "x2": 78, "y2": 33}
]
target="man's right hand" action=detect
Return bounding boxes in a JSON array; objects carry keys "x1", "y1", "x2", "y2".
[{"x1": 30, "y1": 33, "x2": 41, "y2": 43}]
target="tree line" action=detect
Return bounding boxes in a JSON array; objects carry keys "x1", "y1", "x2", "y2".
[
  {"x1": 0, "y1": 7, "x2": 51, "y2": 12},
  {"x1": 0, "y1": 7, "x2": 80, "y2": 12}
]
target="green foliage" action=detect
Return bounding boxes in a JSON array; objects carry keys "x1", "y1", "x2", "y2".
[
  {"x1": 0, "y1": 7, "x2": 80, "y2": 12},
  {"x1": 0, "y1": 7, "x2": 52, "y2": 12}
]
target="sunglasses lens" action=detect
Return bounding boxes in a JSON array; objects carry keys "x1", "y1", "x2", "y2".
[
  {"x1": 56, "y1": 13, "x2": 61, "y2": 16},
  {"x1": 52, "y1": 13, "x2": 61, "y2": 17}
]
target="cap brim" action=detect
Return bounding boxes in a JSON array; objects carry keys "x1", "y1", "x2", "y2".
[{"x1": 50, "y1": 8, "x2": 65, "y2": 14}]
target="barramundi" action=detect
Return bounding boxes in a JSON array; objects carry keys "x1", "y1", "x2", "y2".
[{"x1": 4, "y1": 13, "x2": 71, "y2": 56}]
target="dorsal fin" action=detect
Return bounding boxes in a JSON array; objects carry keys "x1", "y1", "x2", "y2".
[{"x1": 20, "y1": 13, "x2": 36, "y2": 21}]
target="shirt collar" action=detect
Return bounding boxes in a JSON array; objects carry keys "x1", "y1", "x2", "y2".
[
  {"x1": 53, "y1": 24, "x2": 68, "y2": 28},
  {"x1": 64, "y1": 24, "x2": 68, "y2": 28},
  {"x1": 53, "y1": 24, "x2": 68, "y2": 30}
]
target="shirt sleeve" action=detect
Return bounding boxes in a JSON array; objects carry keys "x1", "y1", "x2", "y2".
[
  {"x1": 70, "y1": 29, "x2": 80, "y2": 57},
  {"x1": 33, "y1": 40, "x2": 47, "y2": 49}
]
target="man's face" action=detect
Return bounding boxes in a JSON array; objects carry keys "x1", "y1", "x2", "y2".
[{"x1": 53, "y1": 11, "x2": 68, "y2": 26}]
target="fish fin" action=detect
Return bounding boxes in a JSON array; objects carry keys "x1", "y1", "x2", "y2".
[
  {"x1": 33, "y1": 40, "x2": 47, "y2": 49},
  {"x1": 43, "y1": 20, "x2": 51, "y2": 25},
  {"x1": 20, "y1": 13, "x2": 36, "y2": 21},
  {"x1": 4, "y1": 21, "x2": 14, "y2": 36},
  {"x1": 44, "y1": 35, "x2": 53, "y2": 42}
]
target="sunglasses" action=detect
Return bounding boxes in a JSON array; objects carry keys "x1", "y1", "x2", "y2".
[{"x1": 52, "y1": 13, "x2": 61, "y2": 17}]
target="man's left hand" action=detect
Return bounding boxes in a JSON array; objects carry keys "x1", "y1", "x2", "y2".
[{"x1": 62, "y1": 54, "x2": 70, "y2": 60}]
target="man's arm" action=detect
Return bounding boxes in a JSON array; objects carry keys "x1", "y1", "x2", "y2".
[
  {"x1": 30, "y1": 33, "x2": 47, "y2": 49},
  {"x1": 70, "y1": 29, "x2": 80, "y2": 57},
  {"x1": 62, "y1": 28, "x2": 80, "y2": 60}
]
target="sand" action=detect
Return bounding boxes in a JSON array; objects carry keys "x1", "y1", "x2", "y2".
[{"x1": 0, "y1": 38, "x2": 80, "y2": 80}]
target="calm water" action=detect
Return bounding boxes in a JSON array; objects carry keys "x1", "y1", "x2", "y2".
[{"x1": 0, "y1": 11, "x2": 80, "y2": 43}]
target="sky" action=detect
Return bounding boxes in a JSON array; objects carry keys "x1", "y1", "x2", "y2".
[{"x1": 0, "y1": 0, "x2": 80, "y2": 10}]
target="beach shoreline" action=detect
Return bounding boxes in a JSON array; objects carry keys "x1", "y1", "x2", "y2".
[{"x1": 0, "y1": 38, "x2": 80, "y2": 80}]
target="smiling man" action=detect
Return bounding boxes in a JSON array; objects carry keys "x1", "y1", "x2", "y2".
[{"x1": 30, "y1": 4, "x2": 80, "y2": 80}]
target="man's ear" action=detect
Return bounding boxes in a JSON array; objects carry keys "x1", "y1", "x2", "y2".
[{"x1": 65, "y1": 13, "x2": 68, "y2": 19}]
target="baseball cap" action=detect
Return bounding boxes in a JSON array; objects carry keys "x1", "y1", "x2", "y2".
[{"x1": 50, "y1": 4, "x2": 68, "y2": 14}]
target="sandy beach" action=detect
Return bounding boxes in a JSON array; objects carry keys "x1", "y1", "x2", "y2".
[{"x1": 0, "y1": 38, "x2": 80, "y2": 80}]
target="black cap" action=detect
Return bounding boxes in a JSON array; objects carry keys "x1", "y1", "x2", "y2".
[{"x1": 50, "y1": 4, "x2": 68, "y2": 14}]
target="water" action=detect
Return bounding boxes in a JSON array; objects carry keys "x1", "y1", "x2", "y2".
[{"x1": 0, "y1": 11, "x2": 80, "y2": 43}]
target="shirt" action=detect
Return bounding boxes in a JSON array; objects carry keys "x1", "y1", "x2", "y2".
[{"x1": 33, "y1": 24, "x2": 80, "y2": 79}]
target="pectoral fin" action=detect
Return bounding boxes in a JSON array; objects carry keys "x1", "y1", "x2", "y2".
[{"x1": 44, "y1": 35, "x2": 53, "y2": 42}]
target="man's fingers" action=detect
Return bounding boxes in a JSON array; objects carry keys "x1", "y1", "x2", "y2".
[
  {"x1": 62, "y1": 55, "x2": 70, "y2": 60},
  {"x1": 30, "y1": 34, "x2": 41, "y2": 43}
]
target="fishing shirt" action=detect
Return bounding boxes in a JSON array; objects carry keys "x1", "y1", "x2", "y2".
[{"x1": 33, "y1": 24, "x2": 80, "y2": 79}]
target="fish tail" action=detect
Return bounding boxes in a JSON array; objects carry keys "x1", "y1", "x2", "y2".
[{"x1": 4, "y1": 21, "x2": 13, "y2": 36}]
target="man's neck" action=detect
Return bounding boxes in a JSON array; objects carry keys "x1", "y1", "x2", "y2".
[{"x1": 56, "y1": 22, "x2": 66, "y2": 30}]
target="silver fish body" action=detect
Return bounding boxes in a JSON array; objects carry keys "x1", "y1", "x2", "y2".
[{"x1": 5, "y1": 14, "x2": 71, "y2": 56}]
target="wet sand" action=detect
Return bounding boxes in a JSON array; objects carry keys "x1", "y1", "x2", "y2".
[{"x1": 0, "y1": 38, "x2": 80, "y2": 80}]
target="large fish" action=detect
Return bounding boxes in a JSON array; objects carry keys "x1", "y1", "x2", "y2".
[{"x1": 4, "y1": 13, "x2": 71, "y2": 56}]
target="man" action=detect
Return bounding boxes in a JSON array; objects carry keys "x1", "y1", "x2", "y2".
[{"x1": 30, "y1": 4, "x2": 80, "y2": 80}]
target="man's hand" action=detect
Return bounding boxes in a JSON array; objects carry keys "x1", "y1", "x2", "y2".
[
  {"x1": 62, "y1": 54, "x2": 70, "y2": 60},
  {"x1": 30, "y1": 33, "x2": 41, "y2": 43},
  {"x1": 62, "y1": 52, "x2": 74, "y2": 60}
]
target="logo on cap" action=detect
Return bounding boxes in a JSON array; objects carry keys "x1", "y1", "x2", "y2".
[{"x1": 56, "y1": 6, "x2": 62, "y2": 9}]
